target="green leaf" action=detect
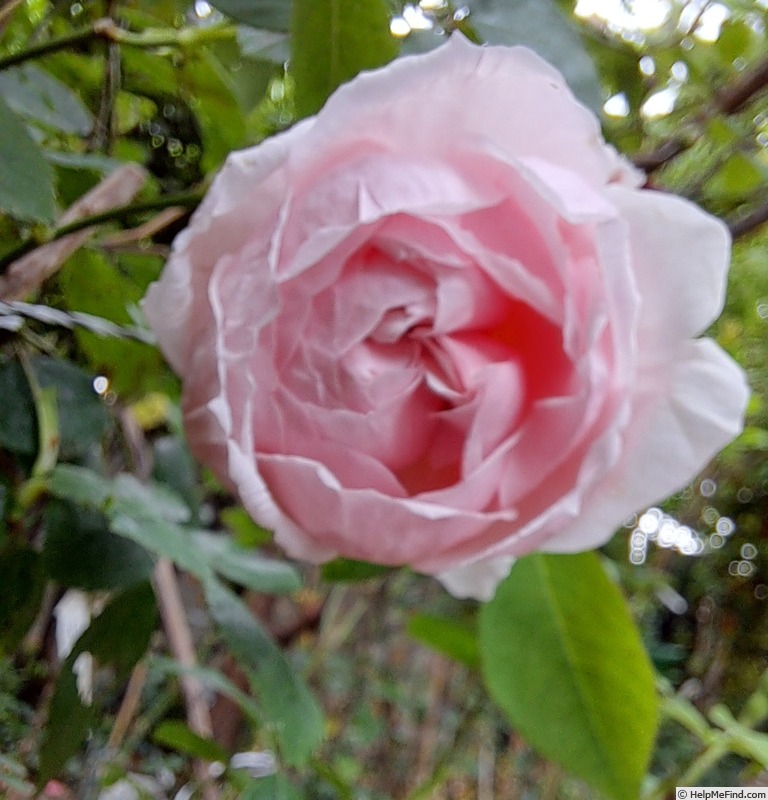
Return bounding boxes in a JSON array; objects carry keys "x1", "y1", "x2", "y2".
[
  {"x1": 121, "y1": 47, "x2": 181, "y2": 98},
  {"x1": 43, "y1": 500, "x2": 153, "y2": 591},
  {"x1": 465, "y1": 0, "x2": 603, "y2": 112},
  {"x1": 149, "y1": 656, "x2": 264, "y2": 725},
  {"x1": 0, "y1": 546, "x2": 45, "y2": 652},
  {"x1": 321, "y1": 557, "x2": 391, "y2": 583},
  {"x1": 39, "y1": 582, "x2": 157, "y2": 782},
  {"x1": 109, "y1": 513, "x2": 209, "y2": 577},
  {"x1": 706, "y1": 118, "x2": 740, "y2": 147},
  {"x1": 111, "y1": 473, "x2": 192, "y2": 525},
  {"x1": 153, "y1": 720, "x2": 229, "y2": 762},
  {"x1": 209, "y1": 0, "x2": 291, "y2": 30},
  {"x1": 29, "y1": 384, "x2": 59, "y2": 477},
  {"x1": 221, "y1": 506, "x2": 273, "y2": 548},
  {"x1": 0, "y1": 65, "x2": 92, "y2": 135},
  {"x1": 209, "y1": 34, "x2": 280, "y2": 110},
  {"x1": 291, "y1": 0, "x2": 397, "y2": 118},
  {"x1": 204, "y1": 578, "x2": 324, "y2": 765},
  {"x1": 715, "y1": 20, "x2": 753, "y2": 65},
  {"x1": 46, "y1": 465, "x2": 212, "y2": 581},
  {"x1": 705, "y1": 153, "x2": 766, "y2": 201},
  {"x1": 46, "y1": 464, "x2": 113, "y2": 508},
  {"x1": 40, "y1": 666, "x2": 96, "y2": 785},
  {"x1": 45, "y1": 151, "x2": 125, "y2": 174},
  {"x1": 407, "y1": 614, "x2": 480, "y2": 670},
  {"x1": 479, "y1": 553, "x2": 657, "y2": 800},
  {"x1": 32, "y1": 357, "x2": 111, "y2": 461},
  {"x1": 152, "y1": 435, "x2": 201, "y2": 520},
  {"x1": 0, "y1": 356, "x2": 109, "y2": 463},
  {"x1": 77, "y1": 581, "x2": 157, "y2": 675},
  {"x1": 0, "y1": 359, "x2": 36, "y2": 456},
  {"x1": 241, "y1": 775, "x2": 303, "y2": 800},
  {"x1": 0, "y1": 754, "x2": 34, "y2": 796},
  {"x1": 192, "y1": 530, "x2": 301, "y2": 593},
  {"x1": 237, "y1": 26, "x2": 289, "y2": 63},
  {"x1": 0, "y1": 95, "x2": 56, "y2": 223},
  {"x1": 181, "y1": 48, "x2": 247, "y2": 172},
  {"x1": 58, "y1": 250, "x2": 166, "y2": 397}
]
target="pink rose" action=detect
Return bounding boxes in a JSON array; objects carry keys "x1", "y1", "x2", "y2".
[{"x1": 143, "y1": 34, "x2": 748, "y2": 599}]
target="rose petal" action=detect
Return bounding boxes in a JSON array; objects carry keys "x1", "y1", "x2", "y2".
[
  {"x1": 608, "y1": 186, "x2": 731, "y2": 354},
  {"x1": 543, "y1": 338, "x2": 748, "y2": 552},
  {"x1": 294, "y1": 35, "x2": 626, "y2": 191}
]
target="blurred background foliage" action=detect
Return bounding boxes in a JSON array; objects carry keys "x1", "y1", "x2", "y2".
[{"x1": 0, "y1": 0, "x2": 767, "y2": 798}]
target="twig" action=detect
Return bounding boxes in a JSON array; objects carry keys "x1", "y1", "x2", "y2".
[
  {"x1": 0, "y1": 18, "x2": 237, "y2": 72},
  {"x1": 681, "y1": 0, "x2": 711, "y2": 37},
  {"x1": 114, "y1": 410, "x2": 217, "y2": 797},
  {"x1": 108, "y1": 660, "x2": 149, "y2": 749},
  {"x1": 634, "y1": 53, "x2": 768, "y2": 172},
  {"x1": 0, "y1": 0, "x2": 24, "y2": 34},
  {"x1": 0, "y1": 20, "x2": 112, "y2": 71},
  {"x1": 728, "y1": 201, "x2": 768, "y2": 239},
  {"x1": 153, "y1": 559, "x2": 220, "y2": 800},
  {"x1": 20, "y1": 584, "x2": 60, "y2": 656},
  {"x1": 0, "y1": 187, "x2": 202, "y2": 277},
  {"x1": 0, "y1": 164, "x2": 148, "y2": 297},
  {"x1": 715, "y1": 55, "x2": 768, "y2": 115},
  {"x1": 100, "y1": 207, "x2": 186, "y2": 248},
  {"x1": 89, "y1": 36, "x2": 121, "y2": 153}
]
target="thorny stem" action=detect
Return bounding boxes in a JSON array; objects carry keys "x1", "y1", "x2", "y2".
[
  {"x1": 0, "y1": 17, "x2": 237, "y2": 72},
  {"x1": 0, "y1": 189, "x2": 204, "y2": 274}
]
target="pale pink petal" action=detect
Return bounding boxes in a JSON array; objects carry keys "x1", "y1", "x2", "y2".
[
  {"x1": 143, "y1": 33, "x2": 746, "y2": 603},
  {"x1": 294, "y1": 35, "x2": 623, "y2": 190},
  {"x1": 543, "y1": 339, "x2": 748, "y2": 552},
  {"x1": 608, "y1": 186, "x2": 731, "y2": 355},
  {"x1": 143, "y1": 122, "x2": 311, "y2": 371},
  {"x1": 437, "y1": 556, "x2": 516, "y2": 601}
]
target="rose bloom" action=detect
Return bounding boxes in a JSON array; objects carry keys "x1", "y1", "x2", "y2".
[{"x1": 144, "y1": 35, "x2": 748, "y2": 599}]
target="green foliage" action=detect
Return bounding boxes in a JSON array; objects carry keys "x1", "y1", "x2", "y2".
[
  {"x1": 0, "y1": 545, "x2": 45, "y2": 652},
  {"x1": 0, "y1": 64, "x2": 93, "y2": 134},
  {"x1": 480, "y1": 553, "x2": 658, "y2": 800},
  {"x1": 42, "y1": 500, "x2": 154, "y2": 590},
  {"x1": 0, "y1": 359, "x2": 37, "y2": 456},
  {"x1": 291, "y1": 0, "x2": 397, "y2": 118},
  {"x1": 242, "y1": 774, "x2": 303, "y2": 799},
  {"x1": 0, "y1": 356, "x2": 110, "y2": 462},
  {"x1": 0, "y1": 752, "x2": 35, "y2": 797},
  {"x1": 152, "y1": 720, "x2": 229, "y2": 762},
  {"x1": 407, "y1": 613, "x2": 480, "y2": 670},
  {"x1": 209, "y1": 0, "x2": 292, "y2": 31},
  {"x1": 464, "y1": 0, "x2": 603, "y2": 110},
  {"x1": 39, "y1": 582, "x2": 158, "y2": 782},
  {"x1": 58, "y1": 250, "x2": 167, "y2": 397},
  {"x1": 204, "y1": 578, "x2": 325, "y2": 765},
  {"x1": 0, "y1": 94, "x2": 55, "y2": 223},
  {"x1": 150, "y1": 656, "x2": 265, "y2": 724},
  {"x1": 32, "y1": 357, "x2": 111, "y2": 460},
  {"x1": 321, "y1": 557, "x2": 392, "y2": 583},
  {"x1": 193, "y1": 530, "x2": 302, "y2": 593},
  {"x1": 1, "y1": 0, "x2": 768, "y2": 796},
  {"x1": 45, "y1": 464, "x2": 302, "y2": 593}
]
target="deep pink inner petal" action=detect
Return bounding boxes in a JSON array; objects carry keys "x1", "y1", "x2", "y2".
[{"x1": 243, "y1": 207, "x2": 584, "y2": 500}]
